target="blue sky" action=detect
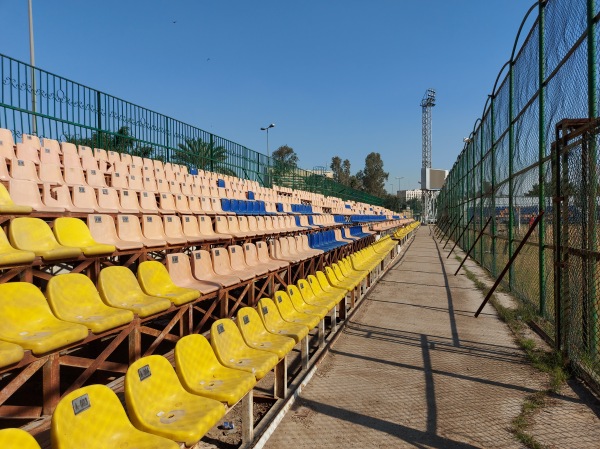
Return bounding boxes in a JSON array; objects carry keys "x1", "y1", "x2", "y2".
[{"x1": 0, "y1": 1, "x2": 532, "y2": 193}]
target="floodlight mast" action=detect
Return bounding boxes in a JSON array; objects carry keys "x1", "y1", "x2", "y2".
[{"x1": 420, "y1": 88, "x2": 436, "y2": 223}]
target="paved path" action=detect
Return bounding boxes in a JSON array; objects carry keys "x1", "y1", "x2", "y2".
[{"x1": 263, "y1": 226, "x2": 600, "y2": 448}]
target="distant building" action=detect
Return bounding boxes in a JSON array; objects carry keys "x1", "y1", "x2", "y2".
[{"x1": 398, "y1": 189, "x2": 423, "y2": 203}]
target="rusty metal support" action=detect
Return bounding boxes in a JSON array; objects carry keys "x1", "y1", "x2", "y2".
[
  {"x1": 454, "y1": 216, "x2": 493, "y2": 276},
  {"x1": 447, "y1": 215, "x2": 475, "y2": 258},
  {"x1": 475, "y1": 212, "x2": 544, "y2": 317}
]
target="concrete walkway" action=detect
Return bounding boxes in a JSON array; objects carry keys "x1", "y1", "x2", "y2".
[{"x1": 262, "y1": 226, "x2": 600, "y2": 448}]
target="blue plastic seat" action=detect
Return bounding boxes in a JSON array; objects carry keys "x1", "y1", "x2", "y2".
[{"x1": 221, "y1": 198, "x2": 231, "y2": 213}]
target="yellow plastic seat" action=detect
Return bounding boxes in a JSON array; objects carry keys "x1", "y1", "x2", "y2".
[
  {"x1": 0, "y1": 183, "x2": 32, "y2": 214},
  {"x1": 136, "y1": 261, "x2": 200, "y2": 305},
  {"x1": 46, "y1": 274, "x2": 134, "y2": 334},
  {"x1": 0, "y1": 428, "x2": 41, "y2": 449},
  {"x1": 53, "y1": 217, "x2": 116, "y2": 256},
  {"x1": 316, "y1": 271, "x2": 348, "y2": 296},
  {"x1": 287, "y1": 285, "x2": 328, "y2": 318},
  {"x1": 52, "y1": 384, "x2": 179, "y2": 449},
  {"x1": 210, "y1": 319, "x2": 279, "y2": 380},
  {"x1": 0, "y1": 282, "x2": 88, "y2": 355},
  {"x1": 175, "y1": 334, "x2": 256, "y2": 406},
  {"x1": 308, "y1": 274, "x2": 346, "y2": 303},
  {"x1": 257, "y1": 297, "x2": 309, "y2": 343},
  {"x1": 297, "y1": 279, "x2": 337, "y2": 309},
  {"x1": 0, "y1": 340, "x2": 25, "y2": 368},
  {"x1": 9, "y1": 217, "x2": 82, "y2": 261},
  {"x1": 273, "y1": 290, "x2": 320, "y2": 329},
  {"x1": 0, "y1": 226, "x2": 35, "y2": 266},
  {"x1": 125, "y1": 355, "x2": 226, "y2": 446},
  {"x1": 332, "y1": 262, "x2": 363, "y2": 288},
  {"x1": 236, "y1": 307, "x2": 296, "y2": 359},
  {"x1": 324, "y1": 266, "x2": 356, "y2": 292},
  {"x1": 98, "y1": 266, "x2": 172, "y2": 318},
  {"x1": 339, "y1": 257, "x2": 368, "y2": 281}
]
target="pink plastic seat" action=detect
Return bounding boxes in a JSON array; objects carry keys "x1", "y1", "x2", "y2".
[
  {"x1": 190, "y1": 250, "x2": 241, "y2": 287},
  {"x1": 142, "y1": 215, "x2": 186, "y2": 246},
  {"x1": 166, "y1": 253, "x2": 220, "y2": 294},
  {"x1": 117, "y1": 214, "x2": 166, "y2": 248},
  {"x1": 87, "y1": 214, "x2": 144, "y2": 250}
]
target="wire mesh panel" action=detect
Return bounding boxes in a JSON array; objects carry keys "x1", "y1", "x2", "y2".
[{"x1": 436, "y1": 0, "x2": 600, "y2": 388}]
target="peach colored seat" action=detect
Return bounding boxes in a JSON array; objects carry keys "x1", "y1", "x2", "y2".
[
  {"x1": 60, "y1": 142, "x2": 78, "y2": 158},
  {"x1": 10, "y1": 158, "x2": 42, "y2": 183},
  {"x1": 45, "y1": 184, "x2": 93, "y2": 213},
  {"x1": 40, "y1": 143, "x2": 61, "y2": 166},
  {"x1": 256, "y1": 241, "x2": 289, "y2": 269},
  {"x1": 211, "y1": 247, "x2": 251, "y2": 281},
  {"x1": 228, "y1": 245, "x2": 263, "y2": 278},
  {"x1": 72, "y1": 185, "x2": 112, "y2": 213},
  {"x1": 211, "y1": 196, "x2": 233, "y2": 215},
  {"x1": 15, "y1": 143, "x2": 40, "y2": 164},
  {"x1": 87, "y1": 214, "x2": 143, "y2": 250},
  {"x1": 138, "y1": 191, "x2": 160, "y2": 213},
  {"x1": 117, "y1": 214, "x2": 166, "y2": 248},
  {"x1": 187, "y1": 195, "x2": 203, "y2": 214},
  {"x1": 107, "y1": 150, "x2": 121, "y2": 165},
  {"x1": 198, "y1": 196, "x2": 213, "y2": 215},
  {"x1": 110, "y1": 171, "x2": 128, "y2": 189},
  {"x1": 225, "y1": 215, "x2": 253, "y2": 239},
  {"x1": 9, "y1": 179, "x2": 65, "y2": 212},
  {"x1": 208, "y1": 216, "x2": 232, "y2": 239},
  {"x1": 117, "y1": 189, "x2": 143, "y2": 213},
  {"x1": 243, "y1": 242, "x2": 280, "y2": 273},
  {"x1": 142, "y1": 215, "x2": 187, "y2": 246},
  {"x1": 287, "y1": 236, "x2": 313, "y2": 260},
  {"x1": 0, "y1": 132, "x2": 16, "y2": 160},
  {"x1": 128, "y1": 174, "x2": 144, "y2": 191},
  {"x1": 174, "y1": 194, "x2": 192, "y2": 214},
  {"x1": 156, "y1": 177, "x2": 170, "y2": 193},
  {"x1": 190, "y1": 250, "x2": 241, "y2": 287},
  {"x1": 238, "y1": 216, "x2": 257, "y2": 237},
  {"x1": 96, "y1": 187, "x2": 130, "y2": 213},
  {"x1": 270, "y1": 239, "x2": 298, "y2": 263},
  {"x1": 181, "y1": 215, "x2": 216, "y2": 242},
  {"x1": 164, "y1": 215, "x2": 203, "y2": 244},
  {"x1": 39, "y1": 163, "x2": 65, "y2": 184},
  {"x1": 85, "y1": 168, "x2": 107, "y2": 188},
  {"x1": 63, "y1": 166, "x2": 88, "y2": 186},
  {"x1": 157, "y1": 192, "x2": 177, "y2": 214},
  {"x1": 297, "y1": 234, "x2": 323, "y2": 256},
  {"x1": 166, "y1": 253, "x2": 219, "y2": 294}
]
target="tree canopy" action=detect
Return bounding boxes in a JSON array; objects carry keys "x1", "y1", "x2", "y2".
[{"x1": 358, "y1": 152, "x2": 389, "y2": 197}]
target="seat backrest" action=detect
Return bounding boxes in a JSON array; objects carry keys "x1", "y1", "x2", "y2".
[
  {"x1": 9, "y1": 217, "x2": 71, "y2": 252},
  {"x1": 242, "y1": 243, "x2": 260, "y2": 267},
  {"x1": 238, "y1": 216, "x2": 250, "y2": 232},
  {"x1": 307, "y1": 274, "x2": 327, "y2": 295},
  {"x1": 227, "y1": 216, "x2": 240, "y2": 233},
  {"x1": 0, "y1": 428, "x2": 41, "y2": 449},
  {"x1": 116, "y1": 214, "x2": 144, "y2": 242},
  {"x1": 163, "y1": 215, "x2": 186, "y2": 238},
  {"x1": 142, "y1": 215, "x2": 168, "y2": 240},
  {"x1": 199, "y1": 196, "x2": 213, "y2": 213},
  {"x1": 297, "y1": 279, "x2": 318, "y2": 302},
  {"x1": 211, "y1": 247, "x2": 234, "y2": 276},
  {"x1": 142, "y1": 176, "x2": 157, "y2": 192},
  {"x1": 273, "y1": 290, "x2": 297, "y2": 317},
  {"x1": 182, "y1": 215, "x2": 201, "y2": 237},
  {"x1": 256, "y1": 297, "x2": 286, "y2": 331},
  {"x1": 85, "y1": 168, "x2": 107, "y2": 188},
  {"x1": 210, "y1": 319, "x2": 249, "y2": 362},
  {"x1": 53, "y1": 217, "x2": 109, "y2": 249},
  {"x1": 125, "y1": 355, "x2": 197, "y2": 426},
  {"x1": 190, "y1": 249, "x2": 218, "y2": 277},
  {"x1": 0, "y1": 182, "x2": 29, "y2": 210},
  {"x1": 237, "y1": 306, "x2": 271, "y2": 341},
  {"x1": 98, "y1": 266, "x2": 146, "y2": 304},
  {"x1": 15, "y1": 143, "x2": 40, "y2": 164},
  {"x1": 0, "y1": 128, "x2": 16, "y2": 159},
  {"x1": 72, "y1": 185, "x2": 102, "y2": 211},
  {"x1": 10, "y1": 158, "x2": 42, "y2": 183},
  {"x1": 136, "y1": 260, "x2": 179, "y2": 296},
  {"x1": 95, "y1": 187, "x2": 120, "y2": 212},
  {"x1": 228, "y1": 245, "x2": 250, "y2": 272},
  {"x1": 117, "y1": 189, "x2": 140, "y2": 212},
  {"x1": 138, "y1": 191, "x2": 159, "y2": 212},
  {"x1": 166, "y1": 253, "x2": 195, "y2": 285},
  {"x1": 214, "y1": 216, "x2": 229, "y2": 234},
  {"x1": 199, "y1": 216, "x2": 217, "y2": 236},
  {"x1": 45, "y1": 273, "x2": 132, "y2": 325},
  {"x1": 174, "y1": 194, "x2": 190, "y2": 213},
  {"x1": 64, "y1": 166, "x2": 88, "y2": 186}
]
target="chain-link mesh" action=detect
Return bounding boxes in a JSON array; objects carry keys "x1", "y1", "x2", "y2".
[{"x1": 437, "y1": 0, "x2": 600, "y2": 386}]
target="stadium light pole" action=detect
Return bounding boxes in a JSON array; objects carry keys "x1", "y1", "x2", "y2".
[
  {"x1": 28, "y1": 0, "x2": 37, "y2": 134},
  {"x1": 260, "y1": 123, "x2": 275, "y2": 186},
  {"x1": 396, "y1": 176, "x2": 404, "y2": 195},
  {"x1": 260, "y1": 123, "x2": 275, "y2": 158}
]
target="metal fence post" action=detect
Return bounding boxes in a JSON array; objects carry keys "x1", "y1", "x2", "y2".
[
  {"x1": 508, "y1": 59, "x2": 515, "y2": 291},
  {"x1": 538, "y1": 1, "x2": 547, "y2": 318},
  {"x1": 490, "y1": 95, "x2": 497, "y2": 277}
]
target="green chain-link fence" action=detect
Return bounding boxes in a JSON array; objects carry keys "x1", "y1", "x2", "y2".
[
  {"x1": 437, "y1": 0, "x2": 600, "y2": 388},
  {"x1": 0, "y1": 52, "x2": 385, "y2": 207}
]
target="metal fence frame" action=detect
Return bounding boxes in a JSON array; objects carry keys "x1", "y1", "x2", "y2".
[
  {"x1": 437, "y1": 0, "x2": 600, "y2": 384},
  {"x1": 0, "y1": 52, "x2": 385, "y2": 207}
]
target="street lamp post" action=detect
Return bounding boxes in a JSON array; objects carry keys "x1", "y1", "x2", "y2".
[
  {"x1": 260, "y1": 123, "x2": 275, "y2": 186},
  {"x1": 396, "y1": 176, "x2": 404, "y2": 194},
  {"x1": 28, "y1": 0, "x2": 37, "y2": 134}
]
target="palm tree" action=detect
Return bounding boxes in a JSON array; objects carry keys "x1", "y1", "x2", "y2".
[{"x1": 174, "y1": 137, "x2": 236, "y2": 175}]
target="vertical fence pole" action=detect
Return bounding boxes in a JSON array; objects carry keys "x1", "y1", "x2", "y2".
[
  {"x1": 538, "y1": 1, "x2": 547, "y2": 318},
  {"x1": 508, "y1": 59, "x2": 515, "y2": 291},
  {"x1": 587, "y1": 0, "x2": 598, "y2": 355},
  {"x1": 480, "y1": 123, "x2": 485, "y2": 265},
  {"x1": 491, "y1": 95, "x2": 497, "y2": 277}
]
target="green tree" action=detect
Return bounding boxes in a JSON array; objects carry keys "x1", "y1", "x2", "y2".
[
  {"x1": 173, "y1": 137, "x2": 236, "y2": 175},
  {"x1": 271, "y1": 145, "x2": 299, "y2": 184},
  {"x1": 358, "y1": 152, "x2": 388, "y2": 197},
  {"x1": 330, "y1": 156, "x2": 352, "y2": 185}
]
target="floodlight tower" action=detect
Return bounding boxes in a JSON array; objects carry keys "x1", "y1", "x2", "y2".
[{"x1": 421, "y1": 88, "x2": 436, "y2": 222}]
